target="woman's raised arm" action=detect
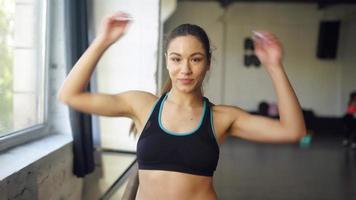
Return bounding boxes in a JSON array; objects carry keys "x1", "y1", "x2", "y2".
[
  {"x1": 226, "y1": 31, "x2": 306, "y2": 143},
  {"x1": 56, "y1": 11, "x2": 154, "y2": 118}
]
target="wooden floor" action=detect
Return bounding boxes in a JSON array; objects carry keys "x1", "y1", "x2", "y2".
[{"x1": 213, "y1": 134, "x2": 356, "y2": 200}]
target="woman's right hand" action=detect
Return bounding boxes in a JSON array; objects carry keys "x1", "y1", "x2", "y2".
[{"x1": 96, "y1": 11, "x2": 132, "y2": 47}]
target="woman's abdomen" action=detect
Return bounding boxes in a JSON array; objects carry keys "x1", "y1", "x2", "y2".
[{"x1": 135, "y1": 170, "x2": 217, "y2": 200}]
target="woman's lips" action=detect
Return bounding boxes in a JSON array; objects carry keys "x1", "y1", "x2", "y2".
[{"x1": 178, "y1": 78, "x2": 193, "y2": 84}]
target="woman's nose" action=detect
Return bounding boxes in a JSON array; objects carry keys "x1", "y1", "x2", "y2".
[{"x1": 181, "y1": 60, "x2": 192, "y2": 74}]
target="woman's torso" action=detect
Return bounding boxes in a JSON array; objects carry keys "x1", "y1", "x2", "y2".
[{"x1": 133, "y1": 92, "x2": 233, "y2": 200}]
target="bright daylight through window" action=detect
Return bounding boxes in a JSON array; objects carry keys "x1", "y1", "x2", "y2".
[{"x1": 0, "y1": 0, "x2": 46, "y2": 138}]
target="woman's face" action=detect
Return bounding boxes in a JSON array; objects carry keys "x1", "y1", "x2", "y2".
[{"x1": 166, "y1": 35, "x2": 210, "y2": 93}]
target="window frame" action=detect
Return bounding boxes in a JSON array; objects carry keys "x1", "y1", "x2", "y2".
[{"x1": 0, "y1": 0, "x2": 50, "y2": 152}]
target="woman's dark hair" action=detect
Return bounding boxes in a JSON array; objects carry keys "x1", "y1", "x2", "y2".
[
  {"x1": 350, "y1": 91, "x2": 356, "y2": 100},
  {"x1": 164, "y1": 24, "x2": 211, "y2": 64},
  {"x1": 348, "y1": 90, "x2": 356, "y2": 105},
  {"x1": 162, "y1": 24, "x2": 212, "y2": 94}
]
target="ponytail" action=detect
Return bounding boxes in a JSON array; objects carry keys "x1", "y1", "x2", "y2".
[
  {"x1": 129, "y1": 122, "x2": 137, "y2": 137},
  {"x1": 161, "y1": 78, "x2": 172, "y2": 95}
]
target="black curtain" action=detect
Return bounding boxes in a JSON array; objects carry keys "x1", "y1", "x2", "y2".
[{"x1": 64, "y1": 0, "x2": 94, "y2": 177}]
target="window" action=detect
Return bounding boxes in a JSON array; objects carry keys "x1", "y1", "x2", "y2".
[{"x1": 0, "y1": 0, "x2": 48, "y2": 151}]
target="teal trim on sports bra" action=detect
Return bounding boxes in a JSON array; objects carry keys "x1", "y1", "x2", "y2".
[
  {"x1": 137, "y1": 96, "x2": 161, "y2": 137},
  {"x1": 158, "y1": 93, "x2": 207, "y2": 136},
  {"x1": 210, "y1": 107, "x2": 219, "y2": 146},
  {"x1": 144, "y1": 97, "x2": 161, "y2": 123}
]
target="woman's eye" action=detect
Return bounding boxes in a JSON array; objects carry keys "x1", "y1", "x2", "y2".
[
  {"x1": 192, "y1": 58, "x2": 202, "y2": 63},
  {"x1": 171, "y1": 57, "x2": 181, "y2": 62}
]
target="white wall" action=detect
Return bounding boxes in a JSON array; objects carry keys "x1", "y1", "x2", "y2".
[
  {"x1": 165, "y1": 2, "x2": 356, "y2": 116},
  {"x1": 92, "y1": 0, "x2": 160, "y2": 151},
  {"x1": 337, "y1": 8, "x2": 356, "y2": 113}
]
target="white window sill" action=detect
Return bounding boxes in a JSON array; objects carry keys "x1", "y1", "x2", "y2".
[{"x1": 0, "y1": 133, "x2": 73, "y2": 181}]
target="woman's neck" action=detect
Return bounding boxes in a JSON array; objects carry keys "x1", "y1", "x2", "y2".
[{"x1": 166, "y1": 88, "x2": 203, "y2": 108}]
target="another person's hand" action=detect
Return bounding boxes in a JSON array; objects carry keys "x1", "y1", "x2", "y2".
[
  {"x1": 97, "y1": 11, "x2": 132, "y2": 47},
  {"x1": 252, "y1": 31, "x2": 283, "y2": 71}
]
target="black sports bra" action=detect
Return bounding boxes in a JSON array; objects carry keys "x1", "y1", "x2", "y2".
[{"x1": 136, "y1": 93, "x2": 220, "y2": 177}]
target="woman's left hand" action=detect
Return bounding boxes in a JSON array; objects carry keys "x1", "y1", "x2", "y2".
[{"x1": 252, "y1": 31, "x2": 283, "y2": 71}]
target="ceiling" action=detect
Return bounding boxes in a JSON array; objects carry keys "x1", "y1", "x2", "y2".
[{"x1": 178, "y1": 0, "x2": 356, "y2": 9}]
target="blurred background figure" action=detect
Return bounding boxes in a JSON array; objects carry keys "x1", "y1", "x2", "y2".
[
  {"x1": 258, "y1": 101, "x2": 270, "y2": 117},
  {"x1": 342, "y1": 90, "x2": 356, "y2": 149}
]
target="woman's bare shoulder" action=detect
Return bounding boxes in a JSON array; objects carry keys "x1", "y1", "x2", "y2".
[
  {"x1": 211, "y1": 104, "x2": 245, "y2": 115},
  {"x1": 120, "y1": 90, "x2": 159, "y2": 120},
  {"x1": 123, "y1": 90, "x2": 158, "y2": 100},
  {"x1": 119, "y1": 90, "x2": 158, "y2": 109},
  {"x1": 210, "y1": 103, "x2": 248, "y2": 126},
  {"x1": 209, "y1": 104, "x2": 246, "y2": 143}
]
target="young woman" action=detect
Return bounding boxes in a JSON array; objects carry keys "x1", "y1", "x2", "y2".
[{"x1": 58, "y1": 11, "x2": 306, "y2": 200}]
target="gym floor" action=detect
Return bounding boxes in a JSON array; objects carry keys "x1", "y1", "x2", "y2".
[
  {"x1": 214, "y1": 134, "x2": 356, "y2": 200},
  {"x1": 83, "y1": 133, "x2": 356, "y2": 200}
]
